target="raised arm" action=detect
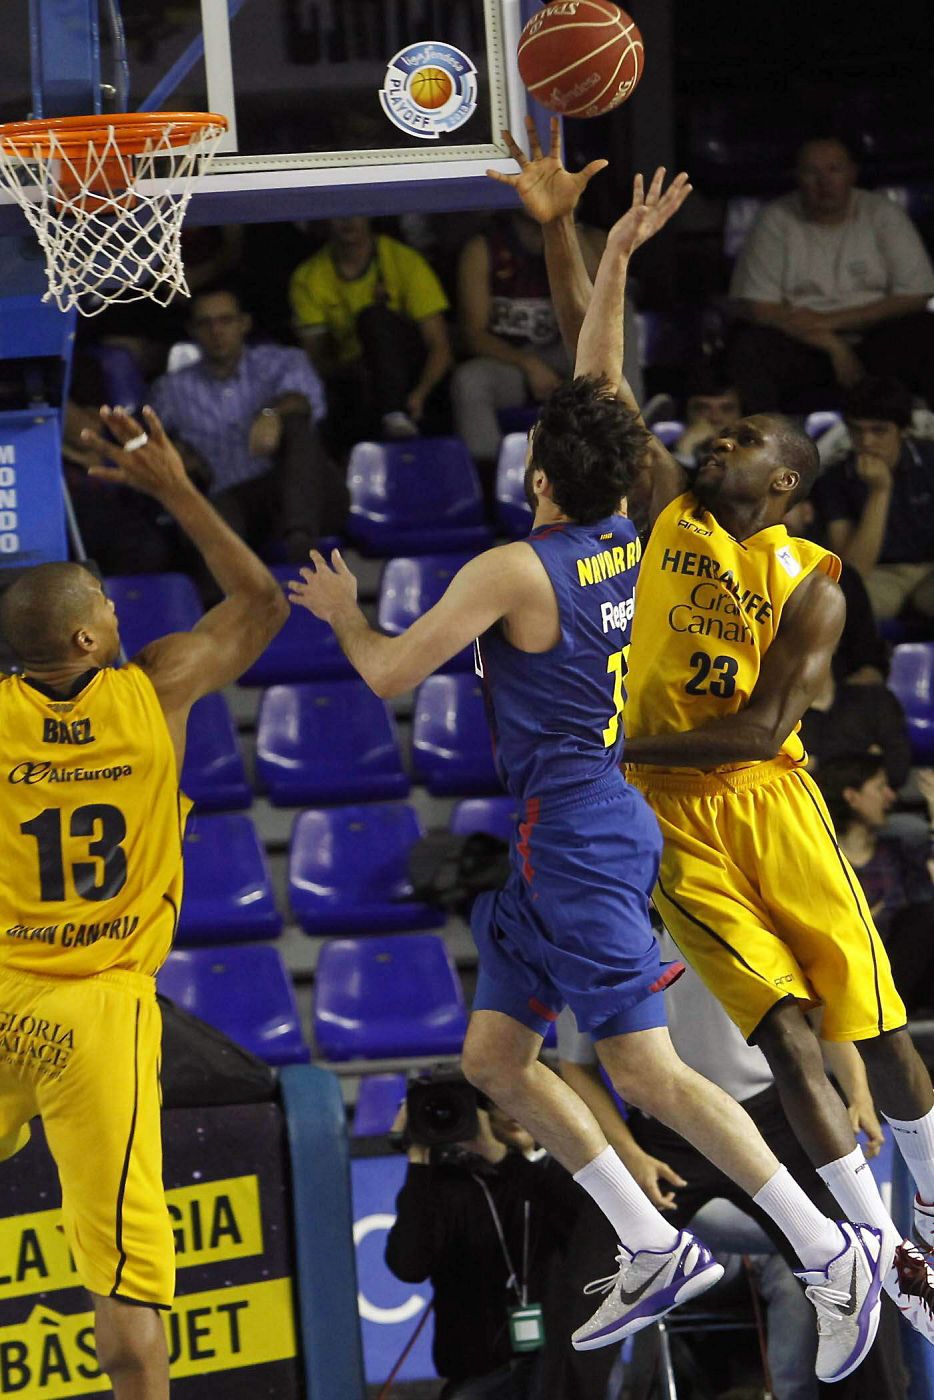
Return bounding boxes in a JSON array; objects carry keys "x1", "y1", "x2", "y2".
[
  {"x1": 488, "y1": 117, "x2": 607, "y2": 358},
  {"x1": 576, "y1": 170, "x2": 693, "y2": 524},
  {"x1": 287, "y1": 544, "x2": 536, "y2": 698},
  {"x1": 81, "y1": 407, "x2": 288, "y2": 749},
  {"x1": 625, "y1": 568, "x2": 846, "y2": 768},
  {"x1": 490, "y1": 119, "x2": 692, "y2": 527}
]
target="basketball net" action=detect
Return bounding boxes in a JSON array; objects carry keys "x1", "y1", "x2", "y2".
[{"x1": 0, "y1": 114, "x2": 227, "y2": 315}]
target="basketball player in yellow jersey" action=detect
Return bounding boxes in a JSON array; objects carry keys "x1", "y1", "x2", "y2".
[
  {"x1": 490, "y1": 117, "x2": 934, "y2": 1339},
  {"x1": 0, "y1": 404, "x2": 288, "y2": 1400}
]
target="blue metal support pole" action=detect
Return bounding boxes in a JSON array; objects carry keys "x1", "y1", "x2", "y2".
[
  {"x1": 279, "y1": 1065, "x2": 367, "y2": 1400},
  {"x1": 29, "y1": 0, "x2": 102, "y2": 118}
]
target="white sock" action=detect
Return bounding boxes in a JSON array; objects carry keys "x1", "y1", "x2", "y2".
[
  {"x1": 884, "y1": 1104, "x2": 934, "y2": 1203},
  {"x1": 574, "y1": 1146, "x2": 680, "y2": 1255},
  {"x1": 752, "y1": 1166, "x2": 846, "y2": 1272},
  {"x1": 817, "y1": 1147, "x2": 901, "y2": 1253}
]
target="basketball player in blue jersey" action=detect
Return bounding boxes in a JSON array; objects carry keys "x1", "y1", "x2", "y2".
[
  {"x1": 492, "y1": 115, "x2": 934, "y2": 1352},
  {"x1": 290, "y1": 190, "x2": 889, "y2": 1381}
]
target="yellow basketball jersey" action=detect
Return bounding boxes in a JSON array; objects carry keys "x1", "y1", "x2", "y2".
[
  {"x1": 0, "y1": 665, "x2": 191, "y2": 976},
  {"x1": 625, "y1": 492, "x2": 841, "y2": 772}
]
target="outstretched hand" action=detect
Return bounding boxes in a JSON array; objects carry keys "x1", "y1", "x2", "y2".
[
  {"x1": 80, "y1": 405, "x2": 190, "y2": 501},
  {"x1": 487, "y1": 115, "x2": 608, "y2": 224},
  {"x1": 606, "y1": 167, "x2": 692, "y2": 258},
  {"x1": 288, "y1": 549, "x2": 359, "y2": 625}
]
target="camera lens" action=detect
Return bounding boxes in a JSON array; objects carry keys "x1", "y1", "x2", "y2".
[{"x1": 423, "y1": 1095, "x2": 458, "y2": 1129}]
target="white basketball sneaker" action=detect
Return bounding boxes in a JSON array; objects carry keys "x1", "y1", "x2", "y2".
[
  {"x1": 571, "y1": 1231, "x2": 724, "y2": 1352},
  {"x1": 795, "y1": 1222, "x2": 886, "y2": 1383},
  {"x1": 885, "y1": 1238, "x2": 934, "y2": 1341},
  {"x1": 912, "y1": 1195, "x2": 934, "y2": 1254}
]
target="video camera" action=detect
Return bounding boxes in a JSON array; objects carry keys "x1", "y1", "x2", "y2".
[{"x1": 395, "y1": 1069, "x2": 491, "y2": 1149}]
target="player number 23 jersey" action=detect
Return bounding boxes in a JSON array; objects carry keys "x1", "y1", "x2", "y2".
[
  {"x1": 625, "y1": 492, "x2": 841, "y2": 771},
  {"x1": 0, "y1": 665, "x2": 190, "y2": 977}
]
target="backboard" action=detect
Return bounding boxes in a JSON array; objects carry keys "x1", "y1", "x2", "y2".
[{"x1": 0, "y1": 0, "x2": 545, "y2": 230}]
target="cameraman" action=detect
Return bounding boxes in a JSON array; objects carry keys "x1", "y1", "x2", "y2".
[{"x1": 385, "y1": 1081, "x2": 579, "y2": 1400}]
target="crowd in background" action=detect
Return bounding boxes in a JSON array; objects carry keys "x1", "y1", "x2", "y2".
[
  {"x1": 59, "y1": 131, "x2": 934, "y2": 1036},
  {"x1": 45, "y1": 130, "x2": 934, "y2": 1400}
]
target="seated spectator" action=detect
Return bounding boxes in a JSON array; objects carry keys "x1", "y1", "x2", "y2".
[
  {"x1": 289, "y1": 217, "x2": 453, "y2": 448},
  {"x1": 811, "y1": 376, "x2": 934, "y2": 620},
  {"x1": 817, "y1": 755, "x2": 934, "y2": 1014},
  {"x1": 87, "y1": 225, "x2": 246, "y2": 379},
  {"x1": 728, "y1": 137, "x2": 934, "y2": 414},
  {"x1": 451, "y1": 211, "x2": 642, "y2": 471},
  {"x1": 151, "y1": 286, "x2": 347, "y2": 566},
  {"x1": 672, "y1": 356, "x2": 743, "y2": 467}
]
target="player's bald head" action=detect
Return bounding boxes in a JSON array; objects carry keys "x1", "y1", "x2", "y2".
[
  {"x1": 1, "y1": 563, "x2": 106, "y2": 667},
  {"x1": 762, "y1": 414, "x2": 821, "y2": 502}
]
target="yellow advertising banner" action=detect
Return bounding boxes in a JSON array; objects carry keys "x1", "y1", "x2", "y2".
[
  {"x1": 0, "y1": 1174, "x2": 264, "y2": 1303},
  {"x1": 0, "y1": 1277, "x2": 297, "y2": 1397}
]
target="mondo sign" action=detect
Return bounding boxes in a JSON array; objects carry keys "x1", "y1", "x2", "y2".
[{"x1": 0, "y1": 1104, "x2": 301, "y2": 1399}]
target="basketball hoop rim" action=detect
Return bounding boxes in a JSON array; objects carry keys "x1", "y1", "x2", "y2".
[{"x1": 0, "y1": 111, "x2": 228, "y2": 157}]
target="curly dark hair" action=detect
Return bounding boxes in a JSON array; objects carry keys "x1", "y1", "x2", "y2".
[{"x1": 531, "y1": 376, "x2": 649, "y2": 524}]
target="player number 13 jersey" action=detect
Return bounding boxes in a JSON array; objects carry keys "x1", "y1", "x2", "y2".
[{"x1": 0, "y1": 665, "x2": 190, "y2": 977}]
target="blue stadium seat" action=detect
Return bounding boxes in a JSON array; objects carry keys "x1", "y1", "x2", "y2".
[
  {"x1": 497, "y1": 405, "x2": 540, "y2": 437},
  {"x1": 239, "y1": 565, "x2": 353, "y2": 685},
  {"x1": 888, "y1": 644, "x2": 934, "y2": 762},
  {"x1": 377, "y1": 554, "x2": 475, "y2": 672},
  {"x1": 652, "y1": 420, "x2": 686, "y2": 448},
  {"x1": 178, "y1": 813, "x2": 282, "y2": 944},
  {"x1": 106, "y1": 572, "x2": 203, "y2": 658},
  {"x1": 412, "y1": 674, "x2": 502, "y2": 796},
  {"x1": 805, "y1": 410, "x2": 842, "y2": 440},
  {"x1": 289, "y1": 803, "x2": 444, "y2": 935},
  {"x1": 495, "y1": 433, "x2": 533, "y2": 539},
  {"x1": 450, "y1": 796, "x2": 519, "y2": 842},
  {"x1": 157, "y1": 946, "x2": 309, "y2": 1065},
  {"x1": 314, "y1": 934, "x2": 468, "y2": 1061},
  {"x1": 181, "y1": 692, "x2": 251, "y2": 811},
  {"x1": 353, "y1": 1073, "x2": 408, "y2": 1136},
  {"x1": 347, "y1": 439, "x2": 494, "y2": 556},
  {"x1": 256, "y1": 680, "x2": 409, "y2": 806}
]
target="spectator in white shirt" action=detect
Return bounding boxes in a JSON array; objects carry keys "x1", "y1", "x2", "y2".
[{"x1": 728, "y1": 137, "x2": 934, "y2": 413}]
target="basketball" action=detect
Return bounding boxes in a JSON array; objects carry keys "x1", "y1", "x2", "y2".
[
  {"x1": 517, "y1": 0, "x2": 644, "y2": 119},
  {"x1": 409, "y1": 66, "x2": 454, "y2": 111}
]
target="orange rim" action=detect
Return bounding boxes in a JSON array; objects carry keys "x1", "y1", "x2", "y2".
[{"x1": 0, "y1": 111, "x2": 228, "y2": 157}]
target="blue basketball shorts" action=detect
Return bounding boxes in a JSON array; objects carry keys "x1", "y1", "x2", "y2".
[{"x1": 470, "y1": 773, "x2": 683, "y2": 1041}]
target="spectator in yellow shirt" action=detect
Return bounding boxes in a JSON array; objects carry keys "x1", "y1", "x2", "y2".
[{"x1": 290, "y1": 217, "x2": 453, "y2": 450}]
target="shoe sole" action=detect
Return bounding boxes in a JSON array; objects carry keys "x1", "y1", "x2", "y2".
[
  {"x1": 818, "y1": 1233, "x2": 892, "y2": 1384},
  {"x1": 571, "y1": 1259, "x2": 725, "y2": 1352}
]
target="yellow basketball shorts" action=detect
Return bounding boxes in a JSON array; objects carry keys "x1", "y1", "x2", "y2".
[
  {"x1": 0, "y1": 965, "x2": 174, "y2": 1307},
  {"x1": 627, "y1": 758, "x2": 906, "y2": 1043}
]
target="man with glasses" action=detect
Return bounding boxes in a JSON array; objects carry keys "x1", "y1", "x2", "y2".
[{"x1": 151, "y1": 286, "x2": 348, "y2": 568}]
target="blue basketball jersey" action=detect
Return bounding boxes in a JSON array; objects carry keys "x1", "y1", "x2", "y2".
[{"x1": 475, "y1": 516, "x2": 642, "y2": 802}]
